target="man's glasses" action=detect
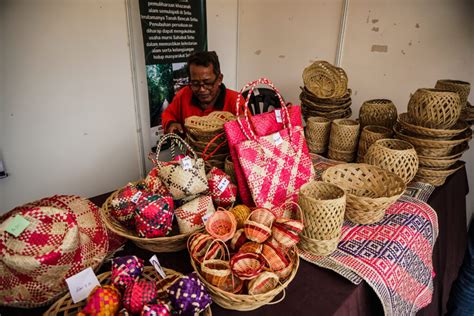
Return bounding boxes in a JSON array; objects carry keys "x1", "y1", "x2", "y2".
[{"x1": 189, "y1": 76, "x2": 220, "y2": 90}]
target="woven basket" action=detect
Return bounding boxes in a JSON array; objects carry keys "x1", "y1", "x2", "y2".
[
  {"x1": 322, "y1": 163, "x2": 406, "y2": 224},
  {"x1": 435, "y1": 79, "x2": 471, "y2": 109},
  {"x1": 201, "y1": 259, "x2": 232, "y2": 288},
  {"x1": 205, "y1": 209, "x2": 237, "y2": 242},
  {"x1": 393, "y1": 123, "x2": 472, "y2": 149},
  {"x1": 244, "y1": 208, "x2": 276, "y2": 243},
  {"x1": 298, "y1": 234, "x2": 340, "y2": 257},
  {"x1": 407, "y1": 88, "x2": 461, "y2": 129},
  {"x1": 185, "y1": 111, "x2": 235, "y2": 137},
  {"x1": 188, "y1": 233, "x2": 226, "y2": 264},
  {"x1": 397, "y1": 113, "x2": 469, "y2": 139},
  {"x1": 359, "y1": 99, "x2": 398, "y2": 128},
  {"x1": 417, "y1": 142, "x2": 469, "y2": 169},
  {"x1": 298, "y1": 181, "x2": 346, "y2": 246},
  {"x1": 305, "y1": 116, "x2": 331, "y2": 154},
  {"x1": 247, "y1": 272, "x2": 279, "y2": 295},
  {"x1": 302, "y1": 61, "x2": 348, "y2": 99},
  {"x1": 364, "y1": 139, "x2": 419, "y2": 184},
  {"x1": 190, "y1": 248, "x2": 299, "y2": 311},
  {"x1": 300, "y1": 87, "x2": 352, "y2": 105},
  {"x1": 329, "y1": 119, "x2": 360, "y2": 152},
  {"x1": 44, "y1": 267, "x2": 212, "y2": 316},
  {"x1": 414, "y1": 161, "x2": 465, "y2": 187},
  {"x1": 101, "y1": 185, "x2": 195, "y2": 252},
  {"x1": 327, "y1": 147, "x2": 356, "y2": 162},
  {"x1": 357, "y1": 125, "x2": 393, "y2": 162},
  {"x1": 230, "y1": 252, "x2": 266, "y2": 280}
]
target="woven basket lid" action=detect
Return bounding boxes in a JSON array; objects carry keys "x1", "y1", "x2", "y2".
[{"x1": 0, "y1": 195, "x2": 109, "y2": 308}]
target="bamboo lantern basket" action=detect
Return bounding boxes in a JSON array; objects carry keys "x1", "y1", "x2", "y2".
[
  {"x1": 329, "y1": 119, "x2": 360, "y2": 152},
  {"x1": 364, "y1": 139, "x2": 419, "y2": 184},
  {"x1": 322, "y1": 164, "x2": 406, "y2": 224},
  {"x1": 359, "y1": 99, "x2": 398, "y2": 129},
  {"x1": 435, "y1": 79, "x2": 471, "y2": 109},
  {"x1": 407, "y1": 88, "x2": 461, "y2": 129},
  {"x1": 357, "y1": 125, "x2": 393, "y2": 162},
  {"x1": 297, "y1": 181, "x2": 346, "y2": 256},
  {"x1": 397, "y1": 113, "x2": 469, "y2": 139},
  {"x1": 101, "y1": 183, "x2": 198, "y2": 252},
  {"x1": 44, "y1": 267, "x2": 212, "y2": 316},
  {"x1": 305, "y1": 116, "x2": 332, "y2": 154}
]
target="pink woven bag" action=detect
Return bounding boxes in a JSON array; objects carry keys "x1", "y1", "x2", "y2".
[
  {"x1": 224, "y1": 78, "x2": 303, "y2": 206},
  {"x1": 233, "y1": 78, "x2": 314, "y2": 208}
]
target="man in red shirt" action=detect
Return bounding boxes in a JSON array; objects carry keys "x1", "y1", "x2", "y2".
[{"x1": 162, "y1": 51, "x2": 241, "y2": 134}]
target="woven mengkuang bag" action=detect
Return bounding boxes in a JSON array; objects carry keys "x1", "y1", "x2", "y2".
[
  {"x1": 305, "y1": 116, "x2": 331, "y2": 154},
  {"x1": 297, "y1": 181, "x2": 346, "y2": 256},
  {"x1": 356, "y1": 125, "x2": 393, "y2": 162},
  {"x1": 322, "y1": 163, "x2": 406, "y2": 225},
  {"x1": 329, "y1": 118, "x2": 360, "y2": 152},
  {"x1": 102, "y1": 183, "x2": 192, "y2": 253},
  {"x1": 359, "y1": 99, "x2": 398, "y2": 129},
  {"x1": 364, "y1": 138, "x2": 419, "y2": 184},
  {"x1": 435, "y1": 79, "x2": 471, "y2": 109},
  {"x1": 407, "y1": 88, "x2": 461, "y2": 129},
  {"x1": 153, "y1": 133, "x2": 208, "y2": 200},
  {"x1": 45, "y1": 266, "x2": 212, "y2": 316}
]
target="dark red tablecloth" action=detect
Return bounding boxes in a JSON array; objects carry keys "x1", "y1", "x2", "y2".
[{"x1": 1, "y1": 167, "x2": 469, "y2": 315}]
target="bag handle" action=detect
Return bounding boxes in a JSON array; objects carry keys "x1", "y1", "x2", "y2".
[
  {"x1": 154, "y1": 133, "x2": 198, "y2": 166},
  {"x1": 201, "y1": 132, "x2": 228, "y2": 161},
  {"x1": 235, "y1": 78, "x2": 292, "y2": 141}
]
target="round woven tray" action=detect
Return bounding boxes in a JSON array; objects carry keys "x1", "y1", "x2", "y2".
[
  {"x1": 397, "y1": 113, "x2": 469, "y2": 139},
  {"x1": 414, "y1": 161, "x2": 465, "y2": 187},
  {"x1": 418, "y1": 142, "x2": 469, "y2": 160},
  {"x1": 300, "y1": 93, "x2": 352, "y2": 111},
  {"x1": 185, "y1": 111, "x2": 235, "y2": 136},
  {"x1": 364, "y1": 139, "x2": 419, "y2": 184},
  {"x1": 190, "y1": 248, "x2": 299, "y2": 311},
  {"x1": 302, "y1": 61, "x2": 348, "y2": 99},
  {"x1": 300, "y1": 87, "x2": 352, "y2": 105},
  {"x1": 359, "y1": 99, "x2": 398, "y2": 128},
  {"x1": 302, "y1": 105, "x2": 352, "y2": 118},
  {"x1": 44, "y1": 266, "x2": 212, "y2": 316},
  {"x1": 393, "y1": 123, "x2": 472, "y2": 148},
  {"x1": 418, "y1": 155, "x2": 462, "y2": 169},
  {"x1": 101, "y1": 185, "x2": 197, "y2": 252},
  {"x1": 322, "y1": 163, "x2": 406, "y2": 224}
]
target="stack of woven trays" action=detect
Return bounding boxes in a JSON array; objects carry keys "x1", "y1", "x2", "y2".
[
  {"x1": 394, "y1": 88, "x2": 472, "y2": 186},
  {"x1": 300, "y1": 61, "x2": 352, "y2": 121},
  {"x1": 462, "y1": 102, "x2": 474, "y2": 125},
  {"x1": 185, "y1": 111, "x2": 235, "y2": 170}
]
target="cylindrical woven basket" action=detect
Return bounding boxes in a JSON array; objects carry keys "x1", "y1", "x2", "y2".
[
  {"x1": 305, "y1": 116, "x2": 331, "y2": 153},
  {"x1": 359, "y1": 99, "x2": 398, "y2": 128},
  {"x1": 407, "y1": 88, "x2": 461, "y2": 129},
  {"x1": 101, "y1": 184, "x2": 196, "y2": 252},
  {"x1": 356, "y1": 125, "x2": 393, "y2": 162},
  {"x1": 397, "y1": 112, "x2": 469, "y2": 139},
  {"x1": 327, "y1": 147, "x2": 356, "y2": 162},
  {"x1": 322, "y1": 163, "x2": 406, "y2": 224},
  {"x1": 298, "y1": 234, "x2": 340, "y2": 257},
  {"x1": 364, "y1": 139, "x2": 419, "y2": 184},
  {"x1": 44, "y1": 267, "x2": 212, "y2": 316},
  {"x1": 329, "y1": 119, "x2": 360, "y2": 152},
  {"x1": 435, "y1": 79, "x2": 471, "y2": 109},
  {"x1": 298, "y1": 181, "x2": 346, "y2": 240}
]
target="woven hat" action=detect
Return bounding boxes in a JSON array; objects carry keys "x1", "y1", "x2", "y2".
[{"x1": 0, "y1": 195, "x2": 109, "y2": 308}]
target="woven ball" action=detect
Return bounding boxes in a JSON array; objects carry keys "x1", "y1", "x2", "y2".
[
  {"x1": 141, "y1": 303, "x2": 171, "y2": 316},
  {"x1": 111, "y1": 183, "x2": 150, "y2": 228},
  {"x1": 111, "y1": 256, "x2": 144, "y2": 290},
  {"x1": 77, "y1": 285, "x2": 121, "y2": 316},
  {"x1": 144, "y1": 167, "x2": 170, "y2": 196},
  {"x1": 206, "y1": 167, "x2": 237, "y2": 208},
  {"x1": 231, "y1": 204, "x2": 251, "y2": 229},
  {"x1": 123, "y1": 280, "x2": 157, "y2": 314},
  {"x1": 135, "y1": 194, "x2": 174, "y2": 238},
  {"x1": 168, "y1": 273, "x2": 212, "y2": 315}
]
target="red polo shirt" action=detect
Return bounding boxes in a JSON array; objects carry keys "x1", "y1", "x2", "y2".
[{"x1": 161, "y1": 84, "x2": 241, "y2": 131}]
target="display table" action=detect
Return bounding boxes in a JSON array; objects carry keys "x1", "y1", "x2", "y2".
[{"x1": 0, "y1": 167, "x2": 468, "y2": 315}]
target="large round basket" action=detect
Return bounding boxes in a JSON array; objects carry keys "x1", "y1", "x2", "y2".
[
  {"x1": 364, "y1": 139, "x2": 419, "y2": 184},
  {"x1": 357, "y1": 125, "x2": 393, "y2": 162},
  {"x1": 101, "y1": 185, "x2": 197, "y2": 252},
  {"x1": 190, "y1": 248, "x2": 299, "y2": 311},
  {"x1": 322, "y1": 163, "x2": 406, "y2": 224},
  {"x1": 435, "y1": 79, "x2": 471, "y2": 109},
  {"x1": 397, "y1": 112, "x2": 469, "y2": 139},
  {"x1": 359, "y1": 99, "x2": 398, "y2": 128},
  {"x1": 44, "y1": 266, "x2": 212, "y2": 316},
  {"x1": 407, "y1": 88, "x2": 461, "y2": 129}
]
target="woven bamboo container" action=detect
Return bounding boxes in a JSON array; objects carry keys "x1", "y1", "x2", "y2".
[
  {"x1": 435, "y1": 79, "x2": 471, "y2": 109},
  {"x1": 297, "y1": 181, "x2": 346, "y2": 256},
  {"x1": 407, "y1": 88, "x2": 461, "y2": 129},
  {"x1": 359, "y1": 99, "x2": 398, "y2": 129},
  {"x1": 305, "y1": 116, "x2": 332, "y2": 153},
  {"x1": 327, "y1": 147, "x2": 356, "y2": 162},
  {"x1": 44, "y1": 267, "x2": 212, "y2": 316},
  {"x1": 302, "y1": 61, "x2": 348, "y2": 99},
  {"x1": 414, "y1": 161, "x2": 465, "y2": 187},
  {"x1": 356, "y1": 125, "x2": 393, "y2": 162},
  {"x1": 364, "y1": 139, "x2": 419, "y2": 184},
  {"x1": 329, "y1": 119, "x2": 360, "y2": 153},
  {"x1": 322, "y1": 164, "x2": 406, "y2": 224},
  {"x1": 397, "y1": 113, "x2": 469, "y2": 139}
]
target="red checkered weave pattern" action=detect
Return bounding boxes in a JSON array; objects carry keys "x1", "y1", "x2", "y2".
[
  {"x1": 206, "y1": 167, "x2": 237, "y2": 208},
  {"x1": 175, "y1": 195, "x2": 215, "y2": 234}
]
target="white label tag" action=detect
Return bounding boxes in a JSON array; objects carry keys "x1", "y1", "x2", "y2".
[
  {"x1": 65, "y1": 267, "x2": 100, "y2": 303},
  {"x1": 131, "y1": 191, "x2": 143, "y2": 204},
  {"x1": 181, "y1": 156, "x2": 193, "y2": 170},
  {"x1": 253, "y1": 88, "x2": 260, "y2": 96},
  {"x1": 149, "y1": 255, "x2": 166, "y2": 279},
  {"x1": 217, "y1": 177, "x2": 230, "y2": 193},
  {"x1": 275, "y1": 109, "x2": 282, "y2": 123},
  {"x1": 273, "y1": 132, "x2": 283, "y2": 145},
  {"x1": 6, "y1": 215, "x2": 30, "y2": 237},
  {"x1": 202, "y1": 212, "x2": 212, "y2": 224}
]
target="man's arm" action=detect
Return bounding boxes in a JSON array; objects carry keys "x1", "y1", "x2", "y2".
[{"x1": 162, "y1": 93, "x2": 184, "y2": 134}]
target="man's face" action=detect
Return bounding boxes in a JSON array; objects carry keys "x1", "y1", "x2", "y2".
[{"x1": 189, "y1": 64, "x2": 223, "y2": 105}]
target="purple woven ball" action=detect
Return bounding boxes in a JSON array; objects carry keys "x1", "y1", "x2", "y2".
[
  {"x1": 111, "y1": 256, "x2": 144, "y2": 290},
  {"x1": 168, "y1": 272, "x2": 212, "y2": 315},
  {"x1": 141, "y1": 302, "x2": 171, "y2": 316}
]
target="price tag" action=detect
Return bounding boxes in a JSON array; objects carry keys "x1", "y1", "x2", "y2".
[
  {"x1": 202, "y1": 212, "x2": 212, "y2": 225},
  {"x1": 131, "y1": 191, "x2": 143, "y2": 204},
  {"x1": 6, "y1": 215, "x2": 30, "y2": 237},
  {"x1": 181, "y1": 156, "x2": 193, "y2": 170},
  {"x1": 275, "y1": 109, "x2": 282, "y2": 123},
  {"x1": 253, "y1": 88, "x2": 260, "y2": 96},
  {"x1": 273, "y1": 132, "x2": 283, "y2": 146},
  {"x1": 217, "y1": 177, "x2": 230, "y2": 193},
  {"x1": 149, "y1": 255, "x2": 166, "y2": 279},
  {"x1": 65, "y1": 267, "x2": 100, "y2": 303}
]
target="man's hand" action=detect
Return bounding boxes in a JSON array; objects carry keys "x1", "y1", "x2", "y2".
[{"x1": 166, "y1": 122, "x2": 184, "y2": 134}]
